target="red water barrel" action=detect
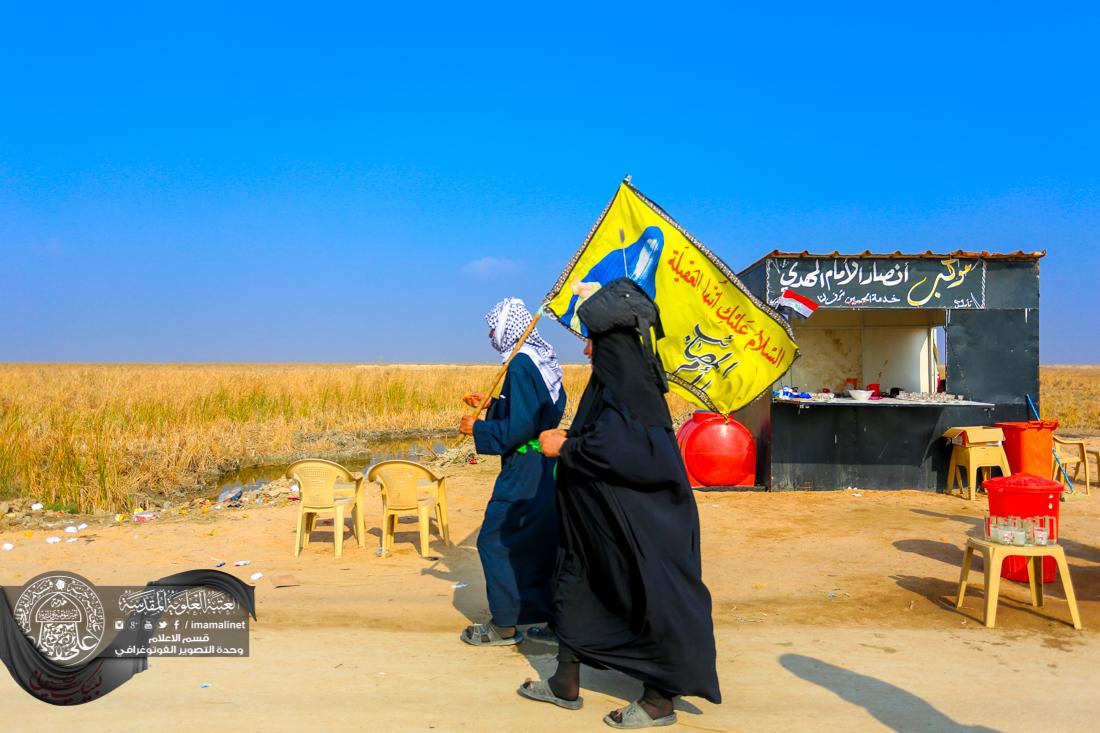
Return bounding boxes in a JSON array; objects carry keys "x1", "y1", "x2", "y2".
[
  {"x1": 984, "y1": 473, "x2": 1063, "y2": 583},
  {"x1": 676, "y1": 412, "x2": 756, "y2": 488}
]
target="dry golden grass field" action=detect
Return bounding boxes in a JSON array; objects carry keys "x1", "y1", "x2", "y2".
[
  {"x1": 0, "y1": 364, "x2": 598, "y2": 513},
  {"x1": 0, "y1": 364, "x2": 1093, "y2": 513},
  {"x1": 1039, "y1": 365, "x2": 1100, "y2": 434}
]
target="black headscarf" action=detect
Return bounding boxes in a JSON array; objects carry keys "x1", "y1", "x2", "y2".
[{"x1": 574, "y1": 278, "x2": 672, "y2": 430}]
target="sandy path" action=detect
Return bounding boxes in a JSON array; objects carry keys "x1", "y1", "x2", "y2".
[{"x1": 3, "y1": 458, "x2": 1100, "y2": 731}]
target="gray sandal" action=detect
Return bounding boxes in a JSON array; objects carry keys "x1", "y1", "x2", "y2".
[
  {"x1": 460, "y1": 623, "x2": 523, "y2": 646},
  {"x1": 517, "y1": 679, "x2": 583, "y2": 710},
  {"x1": 604, "y1": 701, "x2": 677, "y2": 729}
]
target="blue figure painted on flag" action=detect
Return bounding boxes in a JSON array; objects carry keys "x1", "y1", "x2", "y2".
[{"x1": 561, "y1": 225, "x2": 665, "y2": 334}]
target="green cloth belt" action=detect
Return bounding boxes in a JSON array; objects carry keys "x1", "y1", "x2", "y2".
[{"x1": 515, "y1": 439, "x2": 542, "y2": 455}]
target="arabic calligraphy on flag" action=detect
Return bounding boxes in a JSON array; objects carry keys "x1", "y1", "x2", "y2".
[{"x1": 545, "y1": 180, "x2": 798, "y2": 414}]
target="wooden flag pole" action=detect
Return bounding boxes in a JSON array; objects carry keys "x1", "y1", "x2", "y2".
[{"x1": 454, "y1": 309, "x2": 545, "y2": 445}]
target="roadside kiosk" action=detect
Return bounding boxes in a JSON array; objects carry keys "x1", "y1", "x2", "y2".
[{"x1": 734, "y1": 250, "x2": 1044, "y2": 491}]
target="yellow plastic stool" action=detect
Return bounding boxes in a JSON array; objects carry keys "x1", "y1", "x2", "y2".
[
  {"x1": 955, "y1": 535, "x2": 1081, "y2": 630},
  {"x1": 944, "y1": 426, "x2": 1011, "y2": 500}
]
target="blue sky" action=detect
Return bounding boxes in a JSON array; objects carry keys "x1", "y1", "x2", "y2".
[{"x1": 1, "y1": 3, "x2": 1097, "y2": 363}]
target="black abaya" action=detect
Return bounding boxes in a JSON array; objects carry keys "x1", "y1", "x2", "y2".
[{"x1": 552, "y1": 279, "x2": 721, "y2": 704}]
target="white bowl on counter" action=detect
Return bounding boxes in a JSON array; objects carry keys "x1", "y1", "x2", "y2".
[{"x1": 847, "y1": 389, "x2": 874, "y2": 401}]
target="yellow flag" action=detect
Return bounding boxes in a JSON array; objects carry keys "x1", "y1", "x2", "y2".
[{"x1": 546, "y1": 180, "x2": 798, "y2": 413}]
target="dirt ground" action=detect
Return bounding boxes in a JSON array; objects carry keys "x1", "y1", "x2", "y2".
[{"x1": 3, "y1": 449, "x2": 1100, "y2": 732}]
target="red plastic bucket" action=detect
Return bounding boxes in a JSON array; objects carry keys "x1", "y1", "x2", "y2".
[
  {"x1": 984, "y1": 473, "x2": 1063, "y2": 582},
  {"x1": 676, "y1": 412, "x2": 756, "y2": 488},
  {"x1": 995, "y1": 420, "x2": 1057, "y2": 477}
]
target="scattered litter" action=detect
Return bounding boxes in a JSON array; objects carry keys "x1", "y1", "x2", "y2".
[
  {"x1": 214, "y1": 562, "x2": 226, "y2": 568},
  {"x1": 269, "y1": 574, "x2": 301, "y2": 588},
  {"x1": 204, "y1": 529, "x2": 218, "y2": 537},
  {"x1": 217, "y1": 486, "x2": 243, "y2": 504},
  {"x1": 31, "y1": 503, "x2": 43, "y2": 511},
  {"x1": 114, "y1": 514, "x2": 126, "y2": 522},
  {"x1": 22, "y1": 531, "x2": 33, "y2": 538},
  {"x1": 234, "y1": 560, "x2": 251, "y2": 567},
  {"x1": 64, "y1": 526, "x2": 78, "y2": 533},
  {"x1": 199, "y1": 683, "x2": 211, "y2": 689},
  {"x1": 375, "y1": 548, "x2": 383, "y2": 556},
  {"x1": 852, "y1": 492, "x2": 863, "y2": 498},
  {"x1": 134, "y1": 512, "x2": 157, "y2": 523},
  {"x1": 906, "y1": 600, "x2": 915, "y2": 611},
  {"x1": 77, "y1": 523, "x2": 88, "y2": 530},
  {"x1": 1, "y1": 543, "x2": 13, "y2": 551},
  {"x1": 249, "y1": 572, "x2": 264, "y2": 582},
  {"x1": 66, "y1": 538, "x2": 78, "y2": 543},
  {"x1": 317, "y1": 518, "x2": 334, "y2": 527},
  {"x1": 45, "y1": 537, "x2": 61, "y2": 544},
  {"x1": 451, "y1": 582, "x2": 468, "y2": 590}
]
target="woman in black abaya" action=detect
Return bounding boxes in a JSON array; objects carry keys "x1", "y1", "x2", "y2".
[{"x1": 518, "y1": 278, "x2": 721, "y2": 729}]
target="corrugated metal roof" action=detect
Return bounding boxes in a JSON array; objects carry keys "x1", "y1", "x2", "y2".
[{"x1": 742, "y1": 249, "x2": 1045, "y2": 271}]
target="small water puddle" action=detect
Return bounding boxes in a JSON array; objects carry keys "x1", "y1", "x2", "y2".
[{"x1": 213, "y1": 436, "x2": 448, "y2": 500}]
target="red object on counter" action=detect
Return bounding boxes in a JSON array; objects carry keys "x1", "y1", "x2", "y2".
[
  {"x1": 984, "y1": 473, "x2": 1063, "y2": 583},
  {"x1": 676, "y1": 412, "x2": 756, "y2": 488},
  {"x1": 995, "y1": 420, "x2": 1058, "y2": 476}
]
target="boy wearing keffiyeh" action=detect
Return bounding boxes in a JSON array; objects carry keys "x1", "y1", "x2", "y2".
[{"x1": 457, "y1": 298, "x2": 566, "y2": 646}]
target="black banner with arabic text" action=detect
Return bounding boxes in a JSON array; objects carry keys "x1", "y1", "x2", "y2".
[{"x1": 765, "y1": 257, "x2": 986, "y2": 310}]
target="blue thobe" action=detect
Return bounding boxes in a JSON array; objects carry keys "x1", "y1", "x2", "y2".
[{"x1": 472, "y1": 353, "x2": 566, "y2": 627}]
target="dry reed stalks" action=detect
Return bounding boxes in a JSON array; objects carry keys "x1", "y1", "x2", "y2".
[{"x1": 0, "y1": 364, "x2": 693, "y2": 512}]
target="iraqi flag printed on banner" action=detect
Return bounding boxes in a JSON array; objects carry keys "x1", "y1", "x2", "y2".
[
  {"x1": 545, "y1": 179, "x2": 799, "y2": 414},
  {"x1": 776, "y1": 289, "x2": 819, "y2": 318}
]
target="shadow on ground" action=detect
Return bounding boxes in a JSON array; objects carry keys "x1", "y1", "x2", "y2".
[
  {"x1": 894, "y1": 539, "x2": 967, "y2": 566},
  {"x1": 911, "y1": 508, "x2": 1100, "y2": 564},
  {"x1": 780, "y1": 653, "x2": 1001, "y2": 732},
  {"x1": 515, "y1": 639, "x2": 704, "y2": 716},
  {"x1": 906, "y1": 509, "x2": 1100, "y2": 603},
  {"x1": 420, "y1": 526, "x2": 704, "y2": 716}
]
